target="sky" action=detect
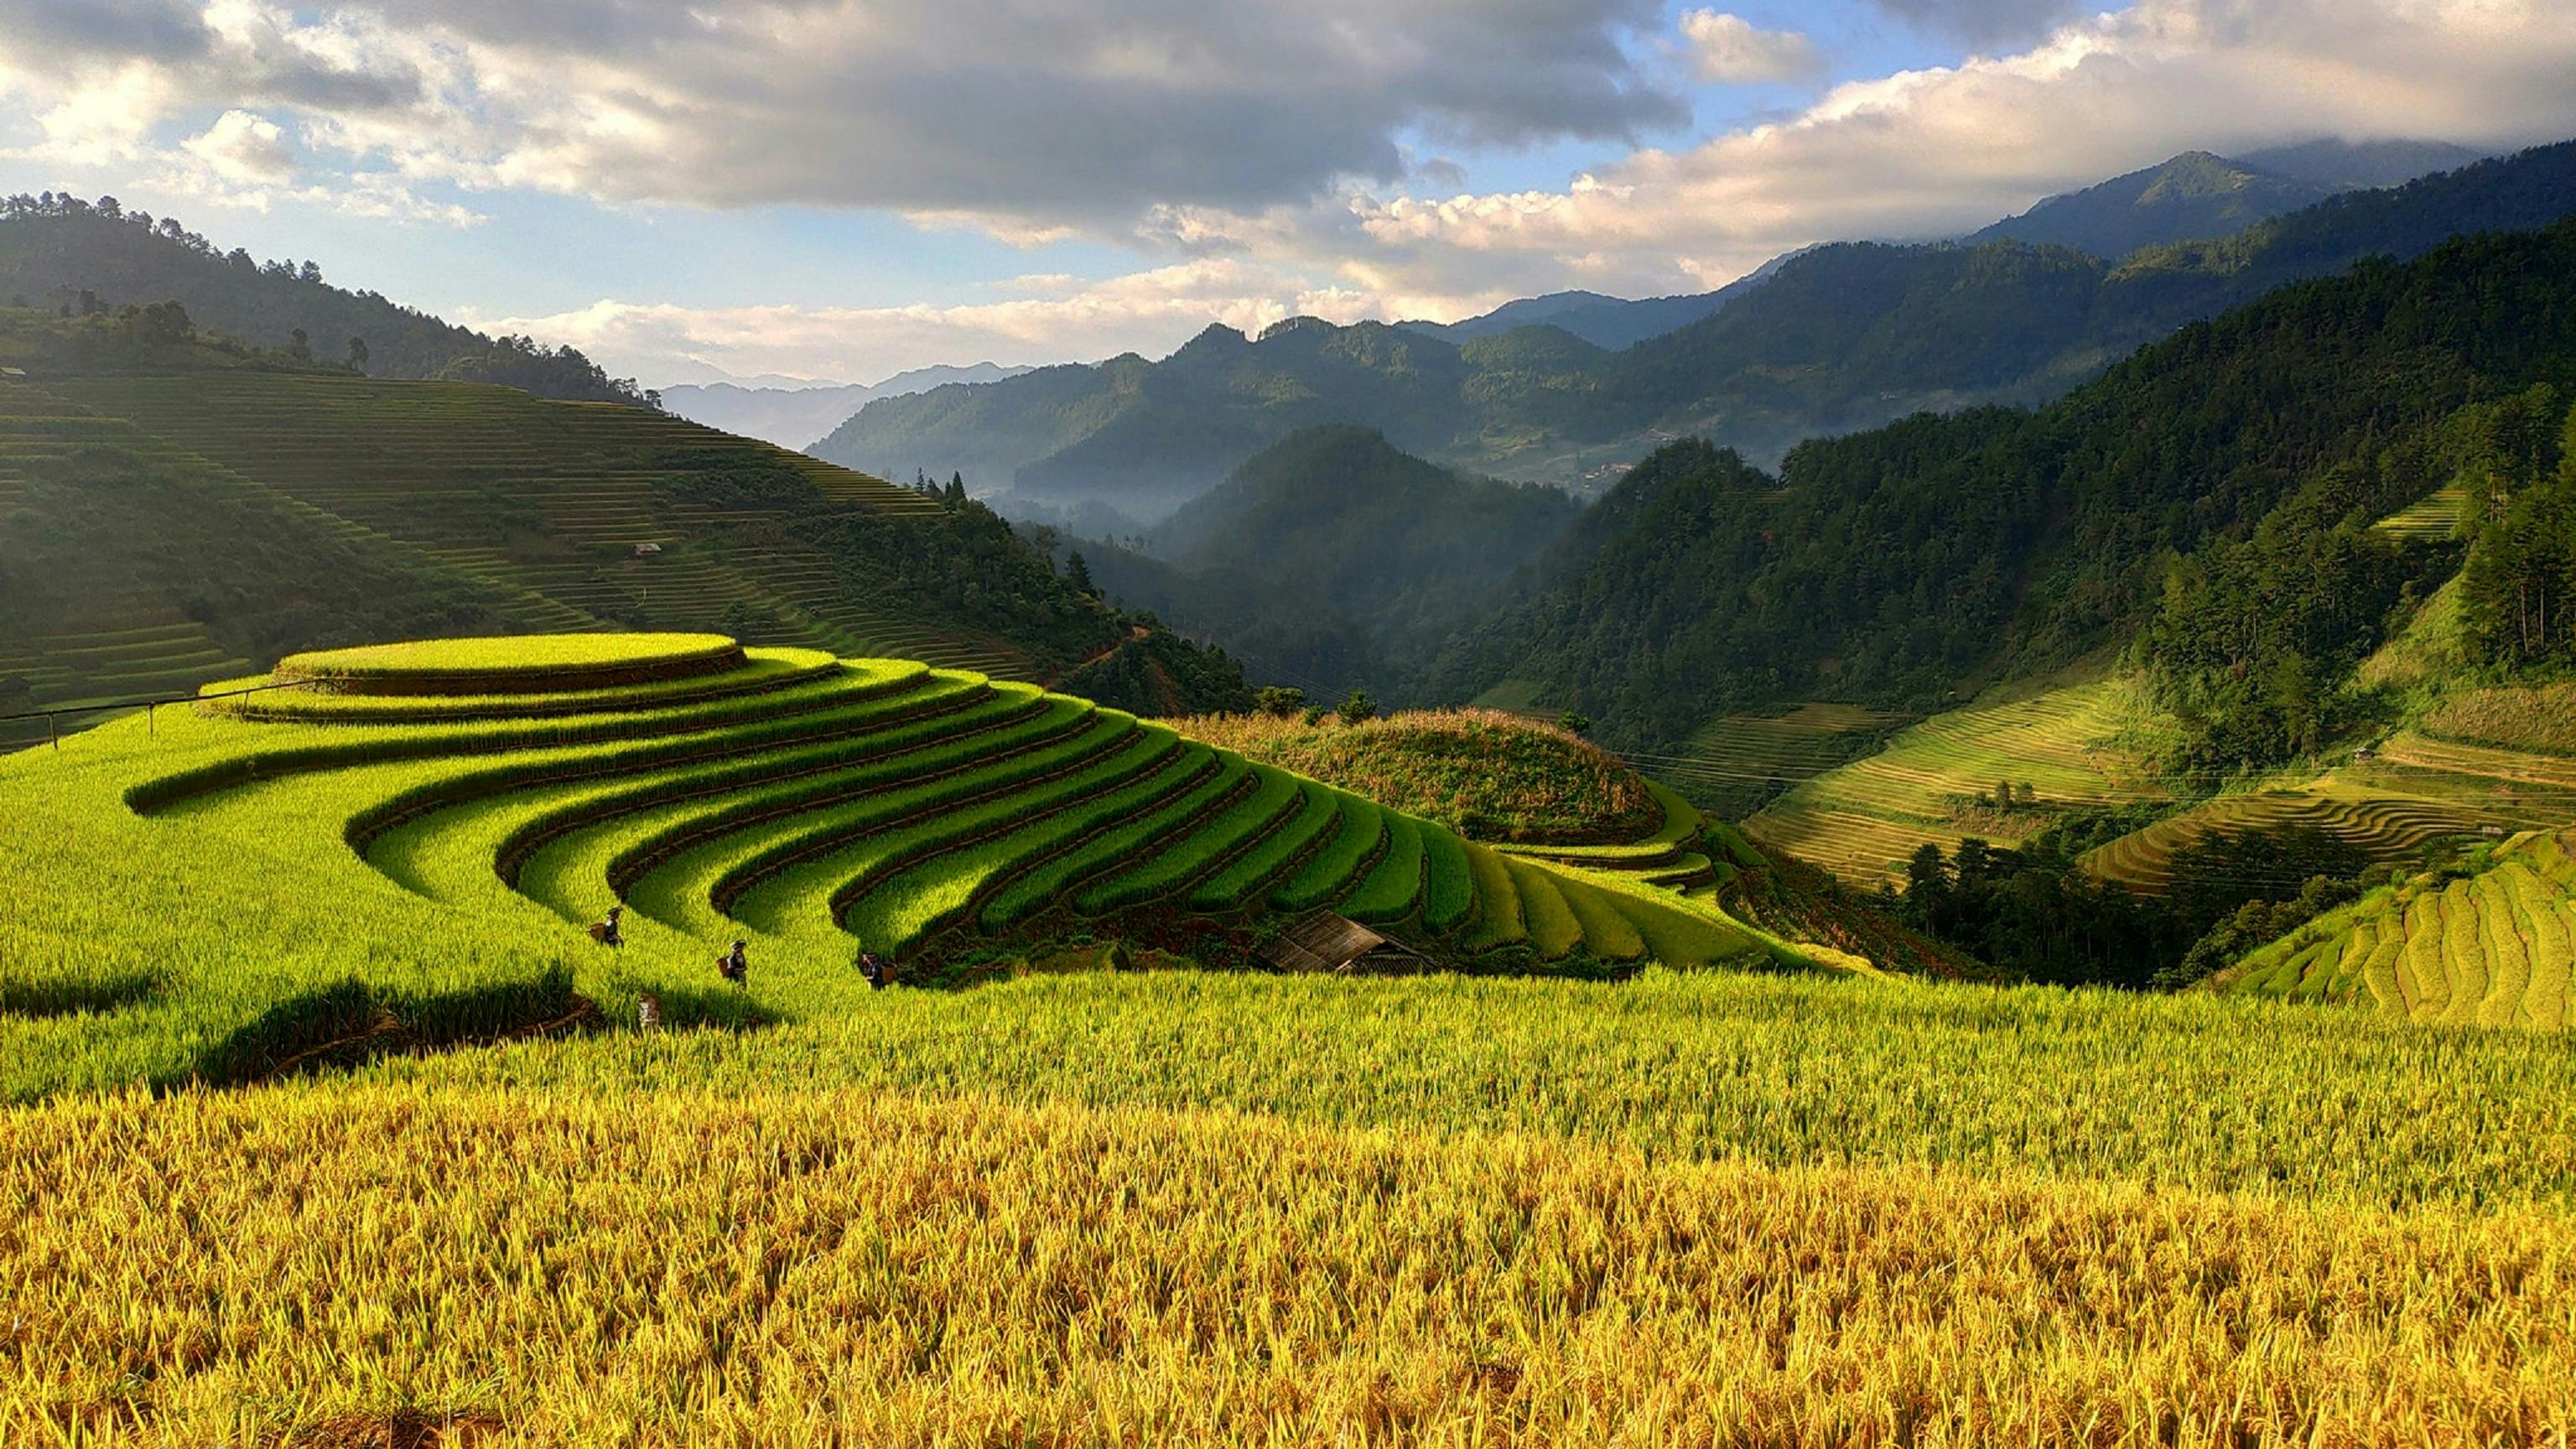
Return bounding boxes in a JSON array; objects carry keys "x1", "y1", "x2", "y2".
[{"x1": 4, "y1": 1, "x2": 2576, "y2": 389}]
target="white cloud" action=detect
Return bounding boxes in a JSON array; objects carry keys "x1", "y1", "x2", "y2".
[
  {"x1": 0, "y1": 0, "x2": 1681, "y2": 234},
  {"x1": 1679, "y1": 11, "x2": 1823, "y2": 84},
  {"x1": 6, "y1": 0, "x2": 2575, "y2": 387},
  {"x1": 465, "y1": 258, "x2": 1424, "y2": 387},
  {"x1": 1262, "y1": 0, "x2": 2576, "y2": 304},
  {"x1": 294, "y1": 171, "x2": 486, "y2": 227},
  {"x1": 180, "y1": 108, "x2": 293, "y2": 183}
]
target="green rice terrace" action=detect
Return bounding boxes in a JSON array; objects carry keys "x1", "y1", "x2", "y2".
[
  {"x1": 0, "y1": 633, "x2": 1865, "y2": 1101},
  {"x1": 2222, "y1": 828, "x2": 2576, "y2": 1027}
]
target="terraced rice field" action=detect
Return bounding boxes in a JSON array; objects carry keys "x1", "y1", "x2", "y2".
[
  {"x1": 2083, "y1": 784, "x2": 2506, "y2": 893},
  {"x1": 1644, "y1": 703, "x2": 1904, "y2": 815},
  {"x1": 2371, "y1": 484, "x2": 2469, "y2": 541},
  {"x1": 2224, "y1": 828, "x2": 2576, "y2": 1027},
  {"x1": 1747, "y1": 682, "x2": 2159, "y2": 886},
  {"x1": 0, "y1": 633, "x2": 1841, "y2": 1100},
  {"x1": 12, "y1": 372, "x2": 1034, "y2": 682}
]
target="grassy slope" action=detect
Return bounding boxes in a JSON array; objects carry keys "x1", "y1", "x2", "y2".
[
  {"x1": 29, "y1": 371, "x2": 1024, "y2": 667},
  {"x1": 1, "y1": 342, "x2": 1187, "y2": 751}
]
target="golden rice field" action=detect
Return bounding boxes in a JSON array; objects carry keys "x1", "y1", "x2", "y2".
[
  {"x1": 9, "y1": 1068, "x2": 2576, "y2": 1448},
  {"x1": 11, "y1": 966, "x2": 2576, "y2": 1445},
  {"x1": 1746, "y1": 680, "x2": 2162, "y2": 886},
  {"x1": 9, "y1": 636, "x2": 2576, "y2": 1443}
]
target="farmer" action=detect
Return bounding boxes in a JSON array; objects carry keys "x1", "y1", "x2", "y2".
[
  {"x1": 587, "y1": 906, "x2": 625, "y2": 950},
  {"x1": 717, "y1": 938, "x2": 749, "y2": 987},
  {"x1": 859, "y1": 949, "x2": 886, "y2": 990}
]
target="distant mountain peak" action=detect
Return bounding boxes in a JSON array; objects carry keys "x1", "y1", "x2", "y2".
[
  {"x1": 2236, "y1": 138, "x2": 2488, "y2": 192},
  {"x1": 1256, "y1": 315, "x2": 1338, "y2": 341},
  {"x1": 1971, "y1": 151, "x2": 2334, "y2": 259}
]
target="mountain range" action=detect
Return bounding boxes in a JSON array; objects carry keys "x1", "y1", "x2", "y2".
[
  {"x1": 813, "y1": 140, "x2": 2552, "y2": 527},
  {"x1": 659, "y1": 362, "x2": 1034, "y2": 448}
]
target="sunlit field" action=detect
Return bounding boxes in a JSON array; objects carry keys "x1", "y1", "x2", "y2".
[{"x1": 4, "y1": 637, "x2": 2573, "y2": 1444}]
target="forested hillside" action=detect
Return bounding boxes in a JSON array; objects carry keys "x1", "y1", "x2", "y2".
[
  {"x1": 0, "y1": 194, "x2": 653, "y2": 406},
  {"x1": 1071, "y1": 426, "x2": 1578, "y2": 699},
  {"x1": 1441, "y1": 219, "x2": 2576, "y2": 749},
  {"x1": 815, "y1": 141, "x2": 2576, "y2": 514}
]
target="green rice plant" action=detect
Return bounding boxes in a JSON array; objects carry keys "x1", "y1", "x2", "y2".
[
  {"x1": 623, "y1": 714, "x2": 1143, "y2": 936},
  {"x1": 130, "y1": 659, "x2": 939, "y2": 814},
  {"x1": 2438, "y1": 880, "x2": 2490, "y2": 1026},
  {"x1": 2358, "y1": 917, "x2": 2407, "y2": 1015},
  {"x1": 1074, "y1": 761, "x2": 1303, "y2": 917},
  {"x1": 334, "y1": 670, "x2": 982, "y2": 854},
  {"x1": 1338, "y1": 812, "x2": 1426, "y2": 923},
  {"x1": 498, "y1": 686, "x2": 1066, "y2": 887},
  {"x1": 2511, "y1": 865, "x2": 2574, "y2": 1026},
  {"x1": 1504, "y1": 857, "x2": 1582, "y2": 960},
  {"x1": 1420, "y1": 825, "x2": 1476, "y2": 934},
  {"x1": 1553, "y1": 862, "x2": 1784, "y2": 970},
  {"x1": 220, "y1": 648, "x2": 839, "y2": 723},
  {"x1": 988, "y1": 753, "x2": 1256, "y2": 931},
  {"x1": 364, "y1": 684, "x2": 1051, "y2": 907},
  {"x1": 1554, "y1": 872, "x2": 1645, "y2": 960},
  {"x1": 722, "y1": 724, "x2": 1176, "y2": 936},
  {"x1": 276, "y1": 632, "x2": 745, "y2": 694},
  {"x1": 1270, "y1": 795, "x2": 1384, "y2": 914},
  {"x1": 1182, "y1": 781, "x2": 1340, "y2": 913},
  {"x1": 848, "y1": 745, "x2": 1223, "y2": 952},
  {"x1": 1458, "y1": 841, "x2": 1525, "y2": 950},
  {"x1": 2402, "y1": 891, "x2": 2449, "y2": 1021},
  {"x1": 2474, "y1": 870, "x2": 2532, "y2": 1027}
]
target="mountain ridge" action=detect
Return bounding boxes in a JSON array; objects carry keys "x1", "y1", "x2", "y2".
[
  {"x1": 662, "y1": 361, "x2": 1035, "y2": 448},
  {"x1": 814, "y1": 139, "x2": 2576, "y2": 521}
]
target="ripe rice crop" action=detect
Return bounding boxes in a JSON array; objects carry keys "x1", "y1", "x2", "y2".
[{"x1": 8, "y1": 1076, "x2": 2573, "y2": 1447}]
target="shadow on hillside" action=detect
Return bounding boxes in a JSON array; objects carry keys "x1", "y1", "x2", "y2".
[
  {"x1": 0, "y1": 970, "x2": 162, "y2": 1019},
  {"x1": 201, "y1": 967, "x2": 617, "y2": 1086}
]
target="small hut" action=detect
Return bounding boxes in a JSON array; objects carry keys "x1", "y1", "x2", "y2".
[{"x1": 1259, "y1": 912, "x2": 1430, "y2": 974}]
